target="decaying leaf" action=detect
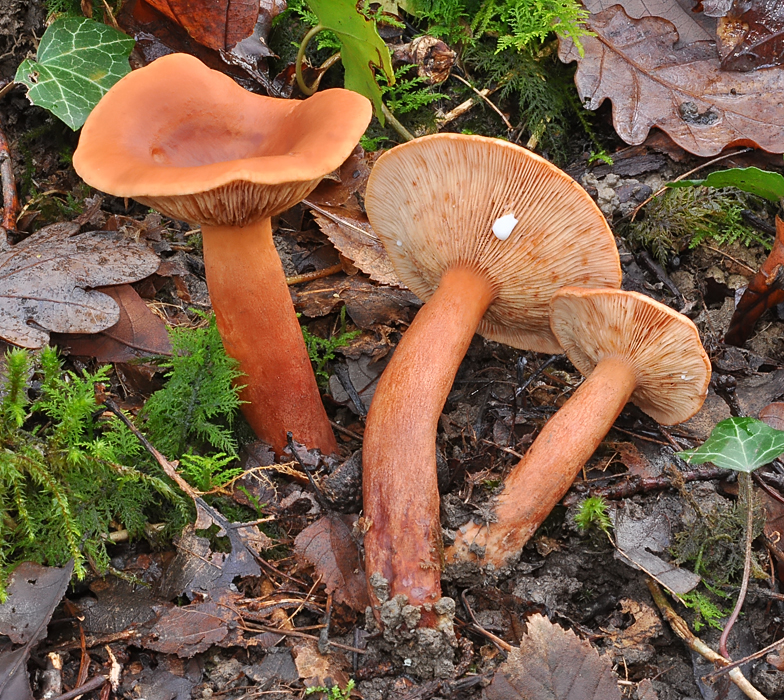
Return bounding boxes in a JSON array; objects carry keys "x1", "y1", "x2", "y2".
[
  {"x1": 485, "y1": 613, "x2": 622, "y2": 700},
  {"x1": 294, "y1": 515, "x2": 369, "y2": 611},
  {"x1": 144, "y1": 0, "x2": 258, "y2": 50},
  {"x1": 760, "y1": 402, "x2": 784, "y2": 431},
  {"x1": 310, "y1": 207, "x2": 400, "y2": 286},
  {"x1": 56, "y1": 284, "x2": 171, "y2": 362},
  {"x1": 0, "y1": 223, "x2": 160, "y2": 349},
  {"x1": 613, "y1": 503, "x2": 701, "y2": 594},
  {"x1": 559, "y1": 5, "x2": 784, "y2": 156},
  {"x1": 292, "y1": 639, "x2": 352, "y2": 691},
  {"x1": 717, "y1": 0, "x2": 784, "y2": 71},
  {"x1": 605, "y1": 599, "x2": 663, "y2": 661}
]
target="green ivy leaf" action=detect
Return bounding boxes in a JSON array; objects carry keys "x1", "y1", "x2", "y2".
[
  {"x1": 668, "y1": 167, "x2": 784, "y2": 205},
  {"x1": 306, "y1": 0, "x2": 394, "y2": 122},
  {"x1": 15, "y1": 17, "x2": 134, "y2": 130},
  {"x1": 680, "y1": 417, "x2": 784, "y2": 473}
]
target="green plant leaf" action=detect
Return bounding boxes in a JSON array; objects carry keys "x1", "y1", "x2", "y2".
[
  {"x1": 680, "y1": 417, "x2": 784, "y2": 472},
  {"x1": 14, "y1": 16, "x2": 134, "y2": 130},
  {"x1": 668, "y1": 167, "x2": 784, "y2": 205},
  {"x1": 306, "y1": 0, "x2": 394, "y2": 122}
]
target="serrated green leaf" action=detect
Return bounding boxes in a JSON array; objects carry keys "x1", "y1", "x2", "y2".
[
  {"x1": 306, "y1": 0, "x2": 394, "y2": 123},
  {"x1": 680, "y1": 417, "x2": 784, "y2": 473},
  {"x1": 668, "y1": 167, "x2": 784, "y2": 205},
  {"x1": 14, "y1": 17, "x2": 134, "y2": 130}
]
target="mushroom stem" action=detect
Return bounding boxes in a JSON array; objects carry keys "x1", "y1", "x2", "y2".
[
  {"x1": 445, "y1": 356, "x2": 637, "y2": 568},
  {"x1": 201, "y1": 219, "x2": 338, "y2": 456},
  {"x1": 363, "y1": 266, "x2": 496, "y2": 614}
]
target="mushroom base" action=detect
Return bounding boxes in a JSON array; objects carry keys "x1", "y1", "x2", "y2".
[{"x1": 202, "y1": 219, "x2": 338, "y2": 456}]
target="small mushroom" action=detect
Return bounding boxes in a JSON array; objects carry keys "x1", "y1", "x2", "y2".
[
  {"x1": 73, "y1": 53, "x2": 372, "y2": 456},
  {"x1": 362, "y1": 134, "x2": 622, "y2": 620},
  {"x1": 445, "y1": 287, "x2": 711, "y2": 570}
]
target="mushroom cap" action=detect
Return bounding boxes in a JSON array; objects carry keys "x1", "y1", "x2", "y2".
[
  {"x1": 550, "y1": 287, "x2": 711, "y2": 425},
  {"x1": 73, "y1": 53, "x2": 372, "y2": 227},
  {"x1": 364, "y1": 134, "x2": 622, "y2": 354}
]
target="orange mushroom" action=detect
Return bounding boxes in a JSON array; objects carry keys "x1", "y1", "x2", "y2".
[
  {"x1": 445, "y1": 288, "x2": 711, "y2": 571},
  {"x1": 362, "y1": 134, "x2": 622, "y2": 622},
  {"x1": 73, "y1": 53, "x2": 371, "y2": 456}
]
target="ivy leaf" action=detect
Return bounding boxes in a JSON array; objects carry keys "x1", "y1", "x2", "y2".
[
  {"x1": 680, "y1": 417, "x2": 784, "y2": 473},
  {"x1": 14, "y1": 16, "x2": 134, "y2": 130},
  {"x1": 306, "y1": 0, "x2": 394, "y2": 122},
  {"x1": 668, "y1": 167, "x2": 784, "y2": 205}
]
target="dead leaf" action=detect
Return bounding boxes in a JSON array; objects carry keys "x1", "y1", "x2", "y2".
[
  {"x1": 560, "y1": 5, "x2": 784, "y2": 156},
  {"x1": 144, "y1": 0, "x2": 258, "y2": 50},
  {"x1": 605, "y1": 599, "x2": 663, "y2": 662},
  {"x1": 294, "y1": 515, "x2": 369, "y2": 612},
  {"x1": 292, "y1": 639, "x2": 352, "y2": 691},
  {"x1": 0, "y1": 223, "x2": 160, "y2": 349},
  {"x1": 583, "y1": 0, "x2": 716, "y2": 44},
  {"x1": 718, "y1": 0, "x2": 784, "y2": 71},
  {"x1": 306, "y1": 146, "x2": 374, "y2": 208},
  {"x1": 608, "y1": 441, "x2": 656, "y2": 478},
  {"x1": 0, "y1": 561, "x2": 74, "y2": 645},
  {"x1": 613, "y1": 503, "x2": 701, "y2": 595},
  {"x1": 485, "y1": 613, "x2": 622, "y2": 700},
  {"x1": 760, "y1": 402, "x2": 784, "y2": 430},
  {"x1": 55, "y1": 284, "x2": 171, "y2": 362},
  {"x1": 0, "y1": 647, "x2": 34, "y2": 700},
  {"x1": 293, "y1": 275, "x2": 419, "y2": 328},
  {"x1": 309, "y1": 207, "x2": 400, "y2": 286}
]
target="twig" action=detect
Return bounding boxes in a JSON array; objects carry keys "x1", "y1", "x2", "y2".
[
  {"x1": 380, "y1": 102, "x2": 415, "y2": 142},
  {"x1": 630, "y1": 148, "x2": 753, "y2": 222},
  {"x1": 647, "y1": 579, "x2": 768, "y2": 700},
  {"x1": 706, "y1": 634, "x2": 784, "y2": 682},
  {"x1": 49, "y1": 675, "x2": 108, "y2": 700},
  {"x1": 241, "y1": 622, "x2": 367, "y2": 653},
  {"x1": 719, "y1": 471, "x2": 755, "y2": 659},
  {"x1": 329, "y1": 419, "x2": 364, "y2": 441},
  {"x1": 286, "y1": 263, "x2": 344, "y2": 286},
  {"x1": 0, "y1": 118, "x2": 19, "y2": 229},
  {"x1": 704, "y1": 245, "x2": 756, "y2": 274},
  {"x1": 437, "y1": 87, "x2": 497, "y2": 126},
  {"x1": 460, "y1": 590, "x2": 513, "y2": 652},
  {"x1": 450, "y1": 73, "x2": 514, "y2": 131}
]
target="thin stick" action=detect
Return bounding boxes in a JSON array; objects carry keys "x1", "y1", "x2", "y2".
[
  {"x1": 704, "y1": 245, "x2": 757, "y2": 274},
  {"x1": 286, "y1": 263, "x2": 344, "y2": 286},
  {"x1": 450, "y1": 73, "x2": 514, "y2": 131},
  {"x1": 0, "y1": 118, "x2": 19, "y2": 229},
  {"x1": 241, "y1": 622, "x2": 367, "y2": 653},
  {"x1": 49, "y1": 675, "x2": 108, "y2": 700},
  {"x1": 647, "y1": 579, "x2": 768, "y2": 700},
  {"x1": 719, "y1": 471, "x2": 755, "y2": 658},
  {"x1": 630, "y1": 148, "x2": 753, "y2": 222}
]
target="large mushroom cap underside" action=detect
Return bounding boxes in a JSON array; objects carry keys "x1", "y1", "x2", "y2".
[
  {"x1": 74, "y1": 53, "x2": 372, "y2": 227},
  {"x1": 364, "y1": 134, "x2": 622, "y2": 354},
  {"x1": 550, "y1": 287, "x2": 711, "y2": 425}
]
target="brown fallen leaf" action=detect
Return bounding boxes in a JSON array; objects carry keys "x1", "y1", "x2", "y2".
[
  {"x1": 309, "y1": 205, "x2": 401, "y2": 286},
  {"x1": 0, "y1": 223, "x2": 160, "y2": 349},
  {"x1": 760, "y1": 402, "x2": 784, "y2": 430},
  {"x1": 306, "y1": 145, "x2": 374, "y2": 208},
  {"x1": 605, "y1": 599, "x2": 663, "y2": 661},
  {"x1": 55, "y1": 284, "x2": 171, "y2": 362},
  {"x1": 559, "y1": 5, "x2": 784, "y2": 156},
  {"x1": 292, "y1": 639, "x2": 352, "y2": 691},
  {"x1": 718, "y1": 0, "x2": 784, "y2": 71},
  {"x1": 294, "y1": 514, "x2": 370, "y2": 612},
  {"x1": 485, "y1": 613, "x2": 622, "y2": 700},
  {"x1": 584, "y1": 0, "x2": 717, "y2": 44},
  {"x1": 144, "y1": 0, "x2": 258, "y2": 50}
]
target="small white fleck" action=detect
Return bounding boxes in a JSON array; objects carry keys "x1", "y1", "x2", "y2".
[
  {"x1": 403, "y1": 658, "x2": 412, "y2": 667},
  {"x1": 680, "y1": 374, "x2": 692, "y2": 381},
  {"x1": 396, "y1": 240, "x2": 403, "y2": 247},
  {"x1": 492, "y1": 213, "x2": 518, "y2": 241}
]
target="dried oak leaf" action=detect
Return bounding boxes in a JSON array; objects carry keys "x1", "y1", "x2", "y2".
[
  {"x1": 485, "y1": 613, "x2": 622, "y2": 700},
  {"x1": 559, "y1": 5, "x2": 784, "y2": 156},
  {"x1": 309, "y1": 205, "x2": 401, "y2": 286},
  {"x1": 0, "y1": 223, "x2": 160, "y2": 349},
  {"x1": 294, "y1": 514, "x2": 370, "y2": 612},
  {"x1": 144, "y1": 0, "x2": 258, "y2": 50},
  {"x1": 56, "y1": 284, "x2": 171, "y2": 362}
]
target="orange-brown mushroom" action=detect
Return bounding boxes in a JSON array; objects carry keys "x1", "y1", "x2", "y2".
[
  {"x1": 445, "y1": 288, "x2": 711, "y2": 571},
  {"x1": 73, "y1": 53, "x2": 371, "y2": 456},
  {"x1": 362, "y1": 134, "x2": 622, "y2": 622}
]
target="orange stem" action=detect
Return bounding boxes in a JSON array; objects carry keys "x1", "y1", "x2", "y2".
[
  {"x1": 363, "y1": 267, "x2": 496, "y2": 616},
  {"x1": 445, "y1": 356, "x2": 637, "y2": 569},
  {"x1": 202, "y1": 220, "x2": 338, "y2": 456}
]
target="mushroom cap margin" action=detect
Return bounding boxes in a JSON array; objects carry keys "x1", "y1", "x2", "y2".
[{"x1": 550, "y1": 287, "x2": 711, "y2": 425}]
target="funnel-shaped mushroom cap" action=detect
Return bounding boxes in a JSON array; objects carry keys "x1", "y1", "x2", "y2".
[
  {"x1": 74, "y1": 53, "x2": 372, "y2": 226},
  {"x1": 550, "y1": 288, "x2": 711, "y2": 425},
  {"x1": 364, "y1": 134, "x2": 622, "y2": 354}
]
